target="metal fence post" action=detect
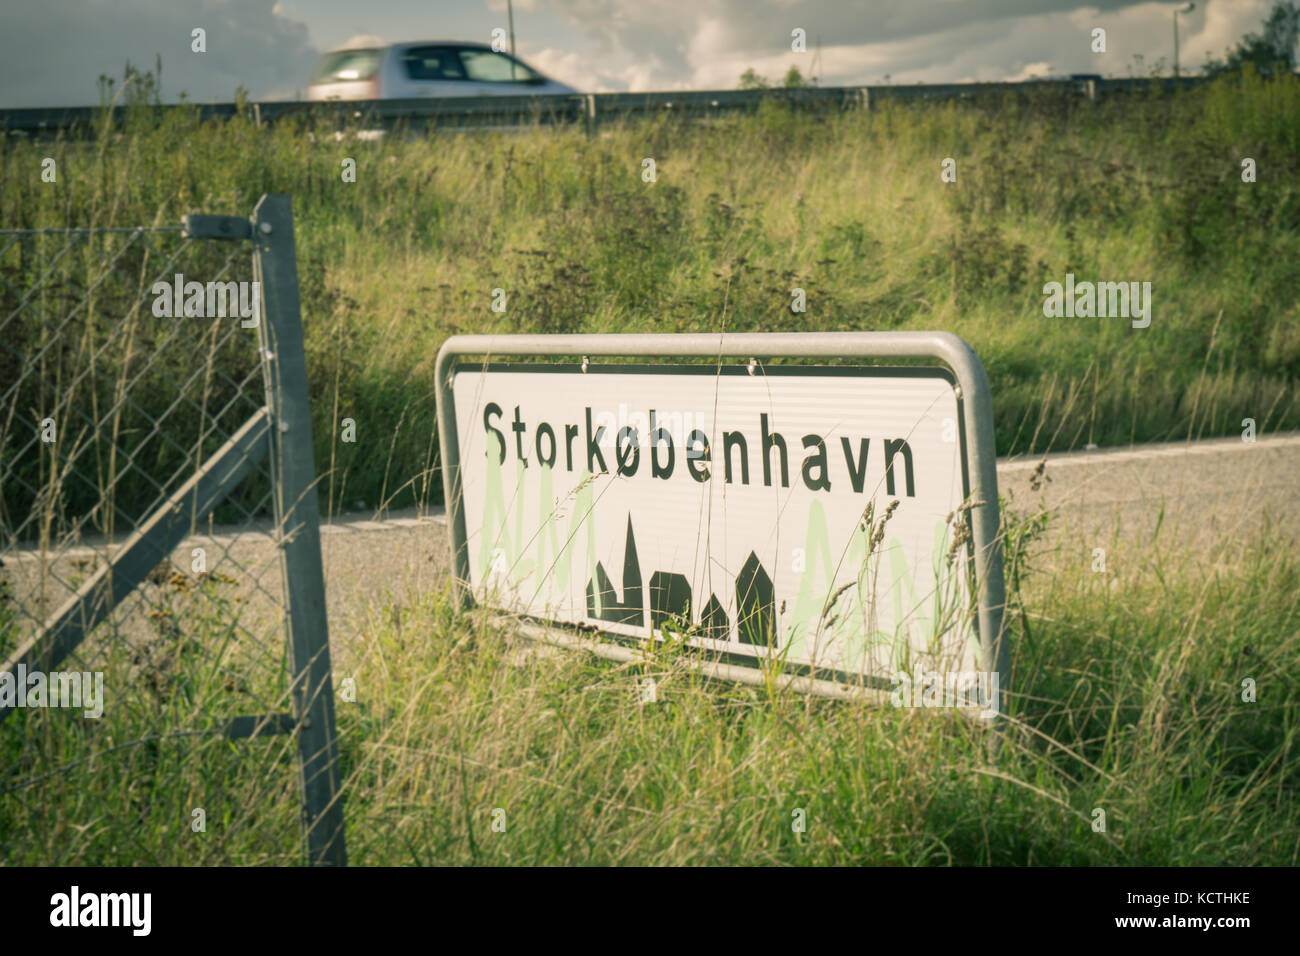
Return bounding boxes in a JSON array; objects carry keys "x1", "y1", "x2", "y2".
[{"x1": 253, "y1": 193, "x2": 347, "y2": 867}]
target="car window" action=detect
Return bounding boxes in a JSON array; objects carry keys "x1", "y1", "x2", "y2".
[
  {"x1": 313, "y1": 49, "x2": 382, "y2": 83},
  {"x1": 402, "y1": 46, "x2": 468, "y2": 81},
  {"x1": 458, "y1": 49, "x2": 539, "y2": 83}
]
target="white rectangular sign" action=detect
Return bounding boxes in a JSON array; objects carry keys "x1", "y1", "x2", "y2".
[{"x1": 450, "y1": 363, "x2": 981, "y2": 684}]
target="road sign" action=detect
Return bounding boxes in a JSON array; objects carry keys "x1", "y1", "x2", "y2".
[{"x1": 437, "y1": 333, "x2": 1006, "y2": 703}]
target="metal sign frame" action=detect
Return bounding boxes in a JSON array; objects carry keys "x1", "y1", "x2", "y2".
[{"x1": 435, "y1": 331, "x2": 1007, "y2": 708}]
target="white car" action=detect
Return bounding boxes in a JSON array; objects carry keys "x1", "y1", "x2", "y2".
[{"x1": 307, "y1": 41, "x2": 576, "y2": 101}]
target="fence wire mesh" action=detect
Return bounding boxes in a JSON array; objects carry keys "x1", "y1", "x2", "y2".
[{"x1": 0, "y1": 209, "x2": 339, "y2": 865}]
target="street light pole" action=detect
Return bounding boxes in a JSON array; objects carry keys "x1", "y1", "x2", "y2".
[
  {"x1": 1174, "y1": 2, "x2": 1195, "y2": 79},
  {"x1": 508, "y1": 0, "x2": 517, "y2": 80}
]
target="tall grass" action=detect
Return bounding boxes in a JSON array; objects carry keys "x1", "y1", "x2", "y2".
[
  {"x1": 4, "y1": 492, "x2": 1296, "y2": 865},
  {"x1": 2, "y1": 74, "x2": 1296, "y2": 865},
  {"x1": 3, "y1": 74, "x2": 1297, "y2": 518}
]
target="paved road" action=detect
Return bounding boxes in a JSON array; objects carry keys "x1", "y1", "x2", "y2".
[
  {"x1": 997, "y1": 431, "x2": 1300, "y2": 572},
  {"x1": 307, "y1": 430, "x2": 1300, "y2": 618},
  {"x1": 6, "y1": 432, "x2": 1298, "y2": 668}
]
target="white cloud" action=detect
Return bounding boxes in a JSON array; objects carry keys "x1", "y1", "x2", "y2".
[
  {"x1": 0, "y1": 0, "x2": 1282, "y2": 106},
  {"x1": 0, "y1": 0, "x2": 318, "y2": 107},
  {"x1": 1004, "y1": 61, "x2": 1059, "y2": 81},
  {"x1": 334, "y1": 34, "x2": 389, "y2": 51},
  {"x1": 541, "y1": 0, "x2": 1282, "y2": 91}
]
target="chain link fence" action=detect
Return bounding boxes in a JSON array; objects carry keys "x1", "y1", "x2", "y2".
[{"x1": 0, "y1": 195, "x2": 345, "y2": 865}]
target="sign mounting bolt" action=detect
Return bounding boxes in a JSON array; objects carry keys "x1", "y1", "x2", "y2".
[{"x1": 259, "y1": 222, "x2": 272, "y2": 235}]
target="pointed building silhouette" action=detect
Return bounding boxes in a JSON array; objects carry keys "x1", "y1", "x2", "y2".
[
  {"x1": 736, "y1": 551, "x2": 775, "y2": 646},
  {"x1": 586, "y1": 516, "x2": 645, "y2": 627}
]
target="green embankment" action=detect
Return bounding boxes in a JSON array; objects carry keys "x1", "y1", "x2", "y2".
[{"x1": 3, "y1": 73, "x2": 1297, "y2": 516}]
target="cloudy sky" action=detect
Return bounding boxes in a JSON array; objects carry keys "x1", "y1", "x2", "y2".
[{"x1": 0, "y1": 0, "x2": 1284, "y2": 107}]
